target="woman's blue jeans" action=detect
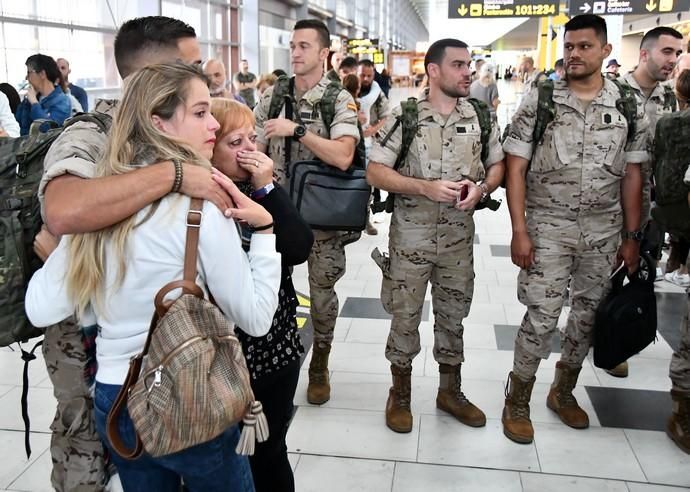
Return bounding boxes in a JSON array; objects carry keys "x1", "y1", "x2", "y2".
[{"x1": 94, "y1": 382, "x2": 255, "y2": 492}]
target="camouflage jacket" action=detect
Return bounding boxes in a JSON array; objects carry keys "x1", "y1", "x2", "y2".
[
  {"x1": 503, "y1": 78, "x2": 651, "y2": 244},
  {"x1": 39, "y1": 99, "x2": 118, "y2": 218},
  {"x1": 369, "y1": 88, "x2": 504, "y2": 240},
  {"x1": 253, "y1": 75, "x2": 360, "y2": 185}
]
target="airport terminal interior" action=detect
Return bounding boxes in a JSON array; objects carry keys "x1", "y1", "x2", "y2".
[{"x1": 1, "y1": 0, "x2": 690, "y2": 491}]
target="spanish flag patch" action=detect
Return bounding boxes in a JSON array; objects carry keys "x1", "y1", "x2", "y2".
[{"x1": 347, "y1": 103, "x2": 358, "y2": 112}]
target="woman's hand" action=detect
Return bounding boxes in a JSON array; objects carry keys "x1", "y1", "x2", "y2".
[
  {"x1": 33, "y1": 225, "x2": 59, "y2": 262},
  {"x1": 236, "y1": 150, "x2": 274, "y2": 189},
  {"x1": 211, "y1": 168, "x2": 273, "y2": 232}
]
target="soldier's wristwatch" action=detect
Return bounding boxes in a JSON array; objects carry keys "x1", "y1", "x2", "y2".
[
  {"x1": 478, "y1": 182, "x2": 489, "y2": 203},
  {"x1": 293, "y1": 124, "x2": 307, "y2": 140},
  {"x1": 622, "y1": 230, "x2": 643, "y2": 241}
]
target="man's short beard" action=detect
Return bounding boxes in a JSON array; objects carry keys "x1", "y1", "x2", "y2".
[{"x1": 440, "y1": 83, "x2": 466, "y2": 99}]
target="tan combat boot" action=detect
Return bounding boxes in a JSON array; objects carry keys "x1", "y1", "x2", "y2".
[
  {"x1": 546, "y1": 361, "x2": 589, "y2": 429},
  {"x1": 502, "y1": 371, "x2": 536, "y2": 444},
  {"x1": 605, "y1": 361, "x2": 629, "y2": 378},
  {"x1": 436, "y1": 364, "x2": 486, "y2": 427},
  {"x1": 386, "y1": 364, "x2": 413, "y2": 433},
  {"x1": 307, "y1": 345, "x2": 331, "y2": 405},
  {"x1": 667, "y1": 389, "x2": 690, "y2": 454}
]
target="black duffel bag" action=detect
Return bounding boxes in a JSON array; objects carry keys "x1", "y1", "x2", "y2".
[
  {"x1": 593, "y1": 254, "x2": 657, "y2": 370},
  {"x1": 288, "y1": 160, "x2": 369, "y2": 231}
]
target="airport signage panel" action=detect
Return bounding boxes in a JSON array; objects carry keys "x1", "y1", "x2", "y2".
[
  {"x1": 569, "y1": 0, "x2": 690, "y2": 15},
  {"x1": 448, "y1": 0, "x2": 560, "y2": 18}
]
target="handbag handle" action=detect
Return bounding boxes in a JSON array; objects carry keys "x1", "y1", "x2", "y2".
[{"x1": 106, "y1": 198, "x2": 205, "y2": 459}]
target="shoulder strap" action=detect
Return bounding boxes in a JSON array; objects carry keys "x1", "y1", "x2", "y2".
[
  {"x1": 267, "y1": 75, "x2": 291, "y2": 120},
  {"x1": 611, "y1": 78, "x2": 638, "y2": 143},
  {"x1": 387, "y1": 97, "x2": 419, "y2": 171},
  {"x1": 320, "y1": 80, "x2": 343, "y2": 132},
  {"x1": 466, "y1": 98, "x2": 491, "y2": 163},
  {"x1": 532, "y1": 79, "x2": 555, "y2": 146},
  {"x1": 663, "y1": 84, "x2": 677, "y2": 112}
]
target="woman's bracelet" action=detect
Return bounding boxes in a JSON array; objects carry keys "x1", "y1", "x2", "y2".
[
  {"x1": 251, "y1": 222, "x2": 274, "y2": 232},
  {"x1": 171, "y1": 160, "x2": 183, "y2": 193}
]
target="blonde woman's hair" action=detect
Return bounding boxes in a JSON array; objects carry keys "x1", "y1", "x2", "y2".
[
  {"x1": 66, "y1": 62, "x2": 211, "y2": 318},
  {"x1": 210, "y1": 97, "x2": 255, "y2": 141}
]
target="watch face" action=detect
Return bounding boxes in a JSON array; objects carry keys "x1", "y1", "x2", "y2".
[{"x1": 294, "y1": 125, "x2": 306, "y2": 138}]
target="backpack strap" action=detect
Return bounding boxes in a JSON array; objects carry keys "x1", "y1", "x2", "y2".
[
  {"x1": 611, "y1": 78, "x2": 638, "y2": 144},
  {"x1": 319, "y1": 80, "x2": 343, "y2": 133},
  {"x1": 267, "y1": 75, "x2": 291, "y2": 120},
  {"x1": 662, "y1": 84, "x2": 677, "y2": 112},
  {"x1": 20, "y1": 339, "x2": 43, "y2": 458},
  {"x1": 466, "y1": 98, "x2": 492, "y2": 163},
  {"x1": 532, "y1": 79, "x2": 556, "y2": 146},
  {"x1": 384, "y1": 97, "x2": 419, "y2": 171},
  {"x1": 106, "y1": 199, "x2": 205, "y2": 460}
]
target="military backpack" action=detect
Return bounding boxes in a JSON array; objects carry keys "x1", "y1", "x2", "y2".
[
  {"x1": 371, "y1": 96, "x2": 500, "y2": 213},
  {"x1": 0, "y1": 113, "x2": 111, "y2": 347},
  {"x1": 651, "y1": 108, "x2": 690, "y2": 239}
]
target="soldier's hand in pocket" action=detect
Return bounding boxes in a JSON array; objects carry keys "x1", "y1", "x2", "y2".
[
  {"x1": 511, "y1": 231, "x2": 535, "y2": 269},
  {"x1": 33, "y1": 225, "x2": 59, "y2": 262}
]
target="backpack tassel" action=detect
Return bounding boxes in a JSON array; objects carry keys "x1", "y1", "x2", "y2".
[{"x1": 235, "y1": 401, "x2": 269, "y2": 456}]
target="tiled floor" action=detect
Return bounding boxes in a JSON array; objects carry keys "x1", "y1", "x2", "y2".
[{"x1": 1, "y1": 86, "x2": 689, "y2": 490}]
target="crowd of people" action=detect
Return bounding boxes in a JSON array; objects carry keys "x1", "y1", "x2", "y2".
[{"x1": 0, "y1": 9, "x2": 687, "y2": 492}]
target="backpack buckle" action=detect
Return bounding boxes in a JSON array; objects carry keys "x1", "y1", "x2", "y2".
[{"x1": 186, "y1": 210, "x2": 203, "y2": 228}]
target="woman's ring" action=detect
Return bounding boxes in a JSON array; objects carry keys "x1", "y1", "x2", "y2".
[{"x1": 254, "y1": 160, "x2": 259, "y2": 167}]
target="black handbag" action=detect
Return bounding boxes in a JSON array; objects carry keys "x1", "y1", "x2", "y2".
[
  {"x1": 593, "y1": 254, "x2": 657, "y2": 370},
  {"x1": 282, "y1": 79, "x2": 369, "y2": 231}
]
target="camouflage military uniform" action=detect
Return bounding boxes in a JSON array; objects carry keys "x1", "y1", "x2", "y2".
[
  {"x1": 622, "y1": 72, "x2": 676, "y2": 224},
  {"x1": 369, "y1": 89, "x2": 504, "y2": 368},
  {"x1": 669, "y1": 167, "x2": 690, "y2": 393},
  {"x1": 38, "y1": 99, "x2": 117, "y2": 492},
  {"x1": 254, "y1": 76, "x2": 360, "y2": 349},
  {"x1": 503, "y1": 79, "x2": 650, "y2": 378}
]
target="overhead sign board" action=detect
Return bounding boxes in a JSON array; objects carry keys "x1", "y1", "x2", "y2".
[
  {"x1": 449, "y1": 0, "x2": 560, "y2": 18},
  {"x1": 569, "y1": 0, "x2": 690, "y2": 15}
]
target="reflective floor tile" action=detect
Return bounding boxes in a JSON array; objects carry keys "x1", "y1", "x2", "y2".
[
  {"x1": 0, "y1": 386, "x2": 56, "y2": 433},
  {"x1": 6, "y1": 448, "x2": 52, "y2": 492},
  {"x1": 393, "y1": 462, "x2": 521, "y2": 492},
  {"x1": 0, "y1": 431, "x2": 51, "y2": 489},
  {"x1": 287, "y1": 406, "x2": 419, "y2": 462},
  {"x1": 520, "y1": 472, "x2": 629, "y2": 492},
  {"x1": 532, "y1": 422, "x2": 645, "y2": 481},
  {"x1": 417, "y1": 416, "x2": 540, "y2": 472},
  {"x1": 294, "y1": 455, "x2": 394, "y2": 492},
  {"x1": 625, "y1": 429, "x2": 690, "y2": 487}
]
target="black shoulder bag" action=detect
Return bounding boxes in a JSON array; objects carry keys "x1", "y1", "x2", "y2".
[{"x1": 283, "y1": 78, "x2": 370, "y2": 231}]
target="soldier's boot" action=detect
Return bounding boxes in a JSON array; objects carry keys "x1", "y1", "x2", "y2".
[
  {"x1": 605, "y1": 360, "x2": 629, "y2": 378},
  {"x1": 436, "y1": 363, "x2": 486, "y2": 427},
  {"x1": 502, "y1": 371, "x2": 536, "y2": 444},
  {"x1": 546, "y1": 361, "x2": 589, "y2": 429},
  {"x1": 666, "y1": 389, "x2": 690, "y2": 454},
  {"x1": 307, "y1": 345, "x2": 331, "y2": 405},
  {"x1": 386, "y1": 364, "x2": 413, "y2": 433}
]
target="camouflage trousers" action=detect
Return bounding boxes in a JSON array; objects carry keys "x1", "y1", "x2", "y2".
[
  {"x1": 308, "y1": 230, "x2": 360, "y2": 349},
  {"x1": 383, "y1": 233, "x2": 475, "y2": 369},
  {"x1": 513, "y1": 233, "x2": 618, "y2": 380},
  {"x1": 43, "y1": 319, "x2": 107, "y2": 492},
  {"x1": 669, "y1": 291, "x2": 690, "y2": 393}
]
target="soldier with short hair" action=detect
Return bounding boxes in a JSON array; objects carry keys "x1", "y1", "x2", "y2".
[
  {"x1": 502, "y1": 14, "x2": 650, "y2": 445},
  {"x1": 253, "y1": 18, "x2": 361, "y2": 405},
  {"x1": 367, "y1": 38, "x2": 505, "y2": 433}
]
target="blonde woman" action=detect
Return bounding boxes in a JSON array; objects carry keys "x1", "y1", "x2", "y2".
[{"x1": 25, "y1": 62, "x2": 281, "y2": 492}]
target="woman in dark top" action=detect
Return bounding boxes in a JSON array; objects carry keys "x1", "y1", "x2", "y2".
[{"x1": 210, "y1": 98, "x2": 313, "y2": 492}]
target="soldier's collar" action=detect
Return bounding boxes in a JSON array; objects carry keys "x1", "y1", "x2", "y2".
[
  {"x1": 622, "y1": 71, "x2": 664, "y2": 101},
  {"x1": 552, "y1": 78, "x2": 618, "y2": 108},
  {"x1": 93, "y1": 98, "x2": 119, "y2": 116},
  {"x1": 299, "y1": 76, "x2": 330, "y2": 106}
]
